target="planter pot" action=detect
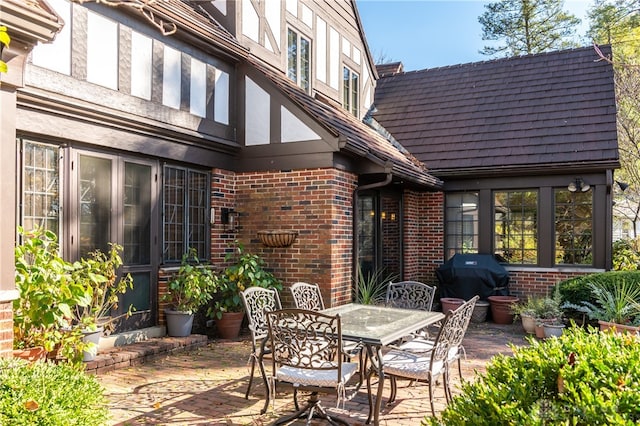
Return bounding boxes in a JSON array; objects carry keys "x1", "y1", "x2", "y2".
[
  {"x1": 543, "y1": 323, "x2": 565, "y2": 338},
  {"x1": 13, "y1": 346, "x2": 47, "y2": 362},
  {"x1": 488, "y1": 296, "x2": 519, "y2": 324},
  {"x1": 82, "y1": 326, "x2": 104, "y2": 362},
  {"x1": 598, "y1": 320, "x2": 640, "y2": 334},
  {"x1": 441, "y1": 297, "x2": 465, "y2": 313},
  {"x1": 216, "y1": 311, "x2": 244, "y2": 339},
  {"x1": 471, "y1": 300, "x2": 490, "y2": 323},
  {"x1": 165, "y1": 309, "x2": 195, "y2": 337},
  {"x1": 520, "y1": 313, "x2": 537, "y2": 334},
  {"x1": 534, "y1": 323, "x2": 546, "y2": 339}
]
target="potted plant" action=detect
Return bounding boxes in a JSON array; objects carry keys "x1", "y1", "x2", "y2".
[
  {"x1": 534, "y1": 288, "x2": 565, "y2": 338},
  {"x1": 14, "y1": 227, "x2": 91, "y2": 365},
  {"x1": 563, "y1": 278, "x2": 640, "y2": 333},
  {"x1": 70, "y1": 243, "x2": 134, "y2": 360},
  {"x1": 512, "y1": 297, "x2": 544, "y2": 334},
  {"x1": 208, "y1": 241, "x2": 282, "y2": 339},
  {"x1": 162, "y1": 248, "x2": 216, "y2": 337}
]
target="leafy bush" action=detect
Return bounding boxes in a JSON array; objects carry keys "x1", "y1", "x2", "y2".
[
  {"x1": 612, "y1": 238, "x2": 640, "y2": 271},
  {"x1": 557, "y1": 271, "x2": 640, "y2": 308},
  {"x1": 0, "y1": 358, "x2": 109, "y2": 425},
  {"x1": 426, "y1": 327, "x2": 640, "y2": 425}
]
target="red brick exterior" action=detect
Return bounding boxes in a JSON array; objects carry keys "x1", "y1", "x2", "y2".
[
  {"x1": 0, "y1": 302, "x2": 13, "y2": 358},
  {"x1": 155, "y1": 166, "x2": 599, "y2": 327},
  {"x1": 234, "y1": 168, "x2": 357, "y2": 308}
]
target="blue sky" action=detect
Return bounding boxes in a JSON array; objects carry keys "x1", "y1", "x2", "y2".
[{"x1": 356, "y1": 0, "x2": 594, "y2": 71}]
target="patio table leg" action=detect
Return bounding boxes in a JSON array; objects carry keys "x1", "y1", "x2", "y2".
[{"x1": 365, "y1": 344, "x2": 384, "y2": 425}]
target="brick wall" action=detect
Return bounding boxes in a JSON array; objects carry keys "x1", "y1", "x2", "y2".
[
  {"x1": 0, "y1": 302, "x2": 12, "y2": 357},
  {"x1": 404, "y1": 190, "x2": 444, "y2": 286},
  {"x1": 507, "y1": 269, "x2": 593, "y2": 298},
  {"x1": 235, "y1": 168, "x2": 357, "y2": 308}
]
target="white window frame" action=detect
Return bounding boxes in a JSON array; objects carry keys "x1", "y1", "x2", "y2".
[{"x1": 343, "y1": 66, "x2": 359, "y2": 117}]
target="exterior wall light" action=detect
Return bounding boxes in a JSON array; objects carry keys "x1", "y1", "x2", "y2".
[
  {"x1": 568, "y1": 178, "x2": 590, "y2": 193},
  {"x1": 221, "y1": 208, "x2": 238, "y2": 232}
]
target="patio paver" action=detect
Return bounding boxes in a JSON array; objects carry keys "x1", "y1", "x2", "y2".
[{"x1": 98, "y1": 321, "x2": 528, "y2": 425}]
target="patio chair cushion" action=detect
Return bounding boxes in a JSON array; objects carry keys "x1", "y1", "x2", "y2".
[
  {"x1": 276, "y1": 362, "x2": 358, "y2": 387},
  {"x1": 382, "y1": 348, "x2": 445, "y2": 381},
  {"x1": 399, "y1": 338, "x2": 460, "y2": 363}
]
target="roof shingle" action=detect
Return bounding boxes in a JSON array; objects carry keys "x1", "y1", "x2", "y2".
[{"x1": 373, "y1": 46, "x2": 619, "y2": 177}]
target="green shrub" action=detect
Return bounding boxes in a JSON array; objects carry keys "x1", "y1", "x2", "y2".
[
  {"x1": 0, "y1": 358, "x2": 109, "y2": 425},
  {"x1": 426, "y1": 326, "x2": 640, "y2": 425},
  {"x1": 557, "y1": 271, "x2": 640, "y2": 307}
]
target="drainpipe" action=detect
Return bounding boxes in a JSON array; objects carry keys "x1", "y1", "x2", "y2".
[{"x1": 352, "y1": 171, "x2": 393, "y2": 298}]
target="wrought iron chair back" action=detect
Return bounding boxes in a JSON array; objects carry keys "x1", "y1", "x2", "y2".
[
  {"x1": 383, "y1": 295, "x2": 479, "y2": 416},
  {"x1": 264, "y1": 308, "x2": 357, "y2": 425},
  {"x1": 290, "y1": 281, "x2": 325, "y2": 311},
  {"x1": 239, "y1": 286, "x2": 282, "y2": 399},
  {"x1": 385, "y1": 281, "x2": 436, "y2": 311}
]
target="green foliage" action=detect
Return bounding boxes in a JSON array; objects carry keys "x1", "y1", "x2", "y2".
[
  {"x1": 14, "y1": 227, "x2": 92, "y2": 363},
  {"x1": 163, "y1": 248, "x2": 216, "y2": 314},
  {"x1": 478, "y1": 0, "x2": 581, "y2": 57},
  {"x1": 514, "y1": 288, "x2": 564, "y2": 322},
  {"x1": 557, "y1": 271, "x2": 640, "y2": 308},
  {"x1": 0, "y1": 358, "x2": 109, "y2": 425},
  {"x1": 353, "y1": 264, "x2": 397, "y2": 305},
  {"x1": 612, "y1": 239, "x2": 640, "y2": 271},
  {"x1": 72, "y1": 243, "x2": 134, "y2": 332},
  {"x1": 563, "y1": 278, "x2": 640, "y2": 325},
  {"x1": 426, "y1": 326, "x2": 640, "y2": 425},
  {"x1": 0, "y1": 26, "x2": 9, "y2": 73},
  {"x1": 209, "y1": 241, "x2": 282, "y2": 319}
]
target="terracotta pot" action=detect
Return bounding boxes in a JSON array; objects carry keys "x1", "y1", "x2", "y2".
[
  {"x1": 216, "y1": 311, "x2": 244, "y2": 339},
  {"x1": 441, "y1": 297, "x2": 464, "y2": 313},
  {"x1": 13, "y1": 346, "x2": 47, "y2": 362},
  {"x1": 488, "y1": 296, "x2": 519, "y2": 324},
  {"x1": 534, "y1": 323, "x2": 546, "y2": 339},
  {"x1": 598, "y1": 320, "x2": 640, "y2": 334}
]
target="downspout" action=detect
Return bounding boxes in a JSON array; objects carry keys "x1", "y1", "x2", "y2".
[{"x1": 353, "y1": 172, "x2": 393, "y2": 299}]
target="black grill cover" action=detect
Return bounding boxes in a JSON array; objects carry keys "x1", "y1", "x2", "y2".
[{"x1": 436, "y1": 254, "x2": 509, "y2": 300}]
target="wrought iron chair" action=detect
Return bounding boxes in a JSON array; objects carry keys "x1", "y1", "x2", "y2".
[
  {"x1": 398, "y1": 295, "x2": 479, "y2": 384},
  {"x1": 385, "y1": 280, "x2": 436, "y2": 311},
  {"x1": 385, "y1": 280, "x2": 437, "y2": 341},
  {"x1": 290, "y1": 281, "x2": 326, "y2": 311},
  {"x1": 239, "y1": 286, "x2": 282, "y2": 399},
  {"x1": 382, "y1": 296, "x2": 479, "y2": 415},
  {"x1": 263, "y1": 308, "x2": 358, "y2": 425},
  {"x1": 291, "y1": 282, "x2": 364, "y2": 382}
]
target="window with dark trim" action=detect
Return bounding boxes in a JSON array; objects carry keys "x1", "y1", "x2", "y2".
[
  {"x1": 287, "y1": 27, "x2": 311, "y2": 93},
  {"x1": 342, "y1": 66, "x2": 359, "y2": 117},
  {"x1": 20, "y1": 140, "x2": 60, "y2": 234},
  {"x1": 163, "y1": 165, "x2": 209, "y2": 262},
  {"x1": 494, "y1": 190, "x2": 538, "y2": 264},
  {"x1": 445, "y1": 192, "x2": 479, "y2": 259},
  {"x1": 554, "y1": 189, "x2": 593, "y2": 265}
]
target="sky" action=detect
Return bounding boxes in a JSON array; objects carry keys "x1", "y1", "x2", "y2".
[{"x1": 356, "y1": 0, "x2": 594, "y2": 71}]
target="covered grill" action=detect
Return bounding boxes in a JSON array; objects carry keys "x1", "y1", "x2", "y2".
[{"x1": 436, "y1": 254, "x2": 510, "y2": 300}]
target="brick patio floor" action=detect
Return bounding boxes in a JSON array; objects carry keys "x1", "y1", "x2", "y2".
[{"x1": 97, "y1": 321, "x2": 529, "y2": 425}]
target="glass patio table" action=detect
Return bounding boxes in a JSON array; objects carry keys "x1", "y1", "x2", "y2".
[{"x1": 322, "y1": 304, "x2": 445, "y2": 425}]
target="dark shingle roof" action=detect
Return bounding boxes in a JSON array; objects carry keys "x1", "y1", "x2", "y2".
[
  {"x1": 249, "y1": 57, "x2": 442, "y2": 189},
  {"x1": 376, "y1": 62, "x2": 404, "y2": 77},
  {"x1": 373, "y1": 46, "x2": 619, "y2": 177}
]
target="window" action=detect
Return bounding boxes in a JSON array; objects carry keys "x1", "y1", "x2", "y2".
[
  {"x1": 494, "y1": 190, "x2": 538, "y2": 264},
  {"x1": 342, "y1": 66, "x2": 359, "y2": 116},
  {"x1": 555, "y1": 189, "x2": 592, "y2": 265},
  {"x1": 21, "y1": 140, "x2": 60, "y2": 234},
  {"x1": 163, "y1": 166, "x2": 209, "y2": 262},
  {"x1": 287, "y1": 28, "x2": 311, "y2": 93},
  {"x1": 445, "y1": 192, "x2": 479, "y2": 259}
]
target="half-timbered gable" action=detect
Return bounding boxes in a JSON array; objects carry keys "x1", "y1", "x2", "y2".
[{"x1": 202, "y1": 0, "x2": 377, "y2": 120}]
